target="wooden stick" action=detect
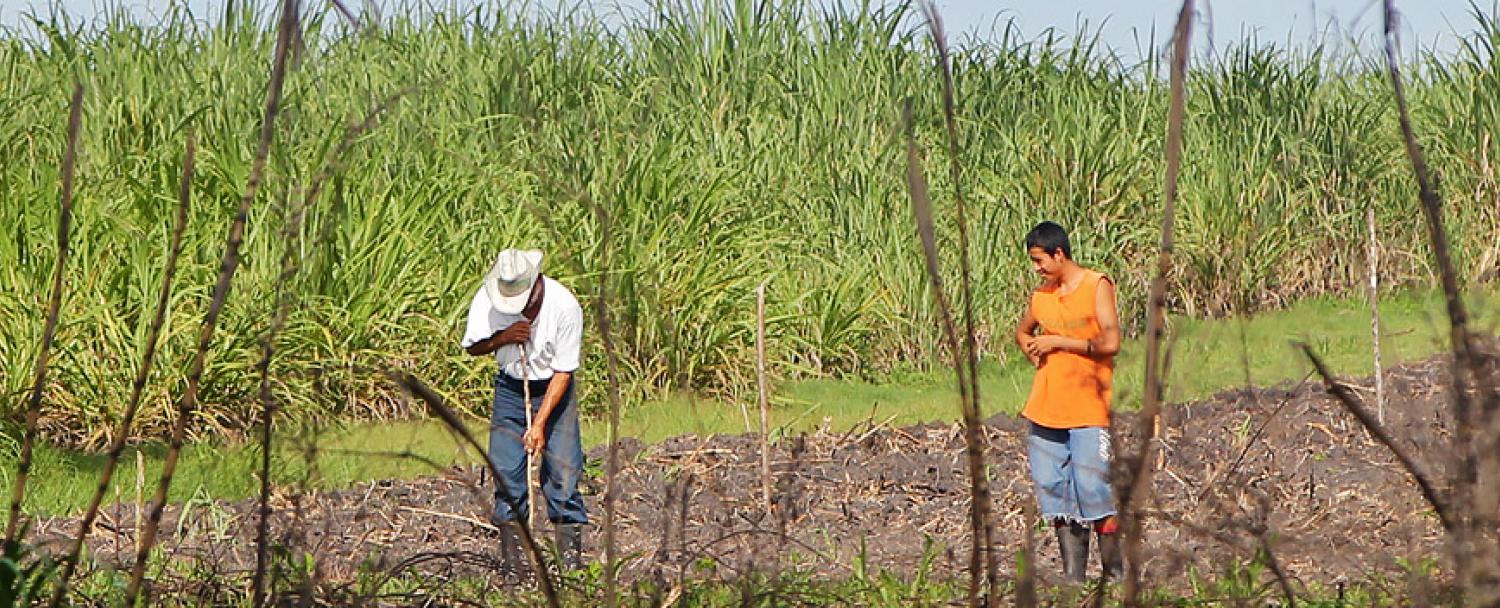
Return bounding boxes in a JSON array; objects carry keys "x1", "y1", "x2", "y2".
[
  {"x1": 522, "y1": 346, "x2": 542, "y2": 535},
  {"x1": 756, "y1": 281, "x2": 772, "y2": 514},
  {"x1": 1366, "y1": 207, "x2": 1385, "y2": 423}
]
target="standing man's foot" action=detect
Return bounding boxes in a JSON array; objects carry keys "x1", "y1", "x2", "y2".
[
  {"x1": 1055, "y1": 520, "x2": 1091, "y2": 583},
  {"x1": 1095, "y1": 516, "x2": 1123, "y2": 580},
  {"x1": 489, "y1": 519, "x2": 524, "y2": 581},
  {"x1": 555, "y1": 523, "x2": 584, "y2": 572}
]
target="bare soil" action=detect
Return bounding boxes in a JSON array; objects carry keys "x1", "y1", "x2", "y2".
[{"x1": 34, "y1": 349, "x2": 1479, "y2": 603}]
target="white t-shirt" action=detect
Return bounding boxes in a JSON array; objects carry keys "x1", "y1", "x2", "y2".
[{"x1": 461, "y1": 276, "x2": 582, "y2": 380}]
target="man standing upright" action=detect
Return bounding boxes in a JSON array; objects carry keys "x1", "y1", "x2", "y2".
[
  {"x1": 462, "y1": 248, "x2": 586, "y2": 572},
  {"x1": 1014, "y1": 222, "x2": 1124, "y2": 583}
]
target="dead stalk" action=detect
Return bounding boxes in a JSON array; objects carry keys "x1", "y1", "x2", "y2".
[
  {"x1": 1298, "y1": 343, "x2": 1456, "y2": 531},
  {"x1": 592, "y1": 202, "x2": 626, "y2": 608},
  {"x1": 917, "y1": 5, "x2": 1002, "y2": 601},
  {"x1": 1121, "y1": 1, "x2": 1193, "y2": 604},
  {"x1": 124, "y1": 1, "x2": 298, "y2": 603},
  {"x1": 499, "y1": 96, "x2": 633, "y2": 605},
  {"x1": 1016, "y1": 499, "x2": 1036, "y2": 607},
  {"x1": 902, "y1": 100, "x2": 992, "y2": 608},
  {"x1": 390, "y1": 373, "x2": 560, "y2": 608},
  {"x1": 5, "y1": 83, "x2": 83, "y2": 542},
  {"x1": 48, "y1": 133, "x2": 195, "y2": 607},
  {"x1": 1383, "y1": 1, "x2": 1500, "y2": 597},
  {"x1": 4, "y1": 83, "x2": 82, "y2": 545},
  {"x1": 249, "y1": 91, "x2": 403, "y2": 608}
]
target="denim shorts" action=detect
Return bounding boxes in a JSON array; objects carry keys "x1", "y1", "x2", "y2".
[{"x1": 1026, "y1": 422, "x2": 1117, "y2": 524}]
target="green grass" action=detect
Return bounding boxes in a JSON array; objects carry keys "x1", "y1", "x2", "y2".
[
  {"x1": 7, "y1": 284, "x2": 1494, "y2": 517},
  {"x1": 4, "y1": 2, "x2": 1500, "y2": 445}
]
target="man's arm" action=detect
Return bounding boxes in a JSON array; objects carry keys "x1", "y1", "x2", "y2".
[
  {"x1": 522, "y1": 295, "x2": 584, "y2": 453},
  {"x1": 1089, "y1": 278, "x2": 1121, "y2": 356},
  {"x1": 465, "y1": 320, "x2": 531, "y2": 357},
  {"x1": 1015, "y1": 305, "x2": 1041, "y2": 367},
  {"x1": 522, "y1": 371, "x2": 572, "y2": 454}
]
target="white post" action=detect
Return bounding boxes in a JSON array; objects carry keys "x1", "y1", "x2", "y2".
[
  {"x1": 756, "y1": 282, "x2": 772, "y2": 514},
  {"x1": 1367, "y1": 207, "x2": 1385, "y2": 423}
]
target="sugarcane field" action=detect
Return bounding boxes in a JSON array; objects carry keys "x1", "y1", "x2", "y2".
[{"x1": 2, "y1": 0, "x2": 1499, "y2": 606}]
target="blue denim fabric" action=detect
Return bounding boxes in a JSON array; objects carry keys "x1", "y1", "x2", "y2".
[
  {"x1": 488, "y1": 373, "x2": 588, "y2": 525},
  {"x1": 1026, "y1": 422, "x2": 1117, "y2": 524}
]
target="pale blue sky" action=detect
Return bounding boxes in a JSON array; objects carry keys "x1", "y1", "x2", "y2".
[{"x1": 1, "y1": 0, "x2": 1491, "y2": 58}]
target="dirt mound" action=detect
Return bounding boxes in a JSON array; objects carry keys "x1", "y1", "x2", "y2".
[{"x1": 34, "y1": 352, "x2": 1468, "y2": 600}]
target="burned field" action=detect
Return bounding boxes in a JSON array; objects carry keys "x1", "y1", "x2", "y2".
[{"x1": 32, "y1": 349, "x2": 1470, "y2": 603}]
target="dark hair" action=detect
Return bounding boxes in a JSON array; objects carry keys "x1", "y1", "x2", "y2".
[{"x1": 1025, "y1": 221, "x2": 1071, "y2": 258}]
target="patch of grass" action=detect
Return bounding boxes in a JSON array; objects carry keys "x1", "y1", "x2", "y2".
[
  {"x1": 6, "y1": 2, "x2": 1500, "y2": 445},
  {"x1": 5, "y1": 285, "x2": 1495, "y2": 516}
]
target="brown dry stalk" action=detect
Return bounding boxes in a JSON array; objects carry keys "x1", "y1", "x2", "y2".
[
  {"x1": 249, "y1": 88, "x2": 407, "y2": 608},
  {"x1": 48, "y1": 133, "x2": 196, "y2": 607},
  {"x1": 389, "y1": 372, "x2": 560, "y2": 608},
  {"x1": 1299, "y1": 342, "x2": 1456, "y2": 531},
  {"x1": 1122, "y1": 1, "x2": 1193, "y2": 604},
  {"x1": 918, "y1": 4, "x2": 1002, "y2": 602},
  {"x1": 328, "y1": 0, "x2": 362, "y2": 32},
  {"x1": 902, "y1": 101, "x2": 992, "y2": 608},
  {"x1": 591, "y1": 203, "x2": 626, "y2": 608},
  {"x1": 1380, "y1": 1, "x2": 1482, "y2": 474},
  {"x1": 1015, "y1": 502, "x2": 1036, "y2": 607},
  {"x1": 4, "y1": 82, "x2": 82, "y2": 545},
  {"x1": 1258, "y1": 528, "x2": 1297, "y2": 606},
  {"x1": 1382, "y1": 2, "x2": 1500, "y2": 598},
  {"x1": 124, "y1": 1, "x2": 299, "y2": 603},
  {"x1": 495, "y1": 97, "x2": 633, "y2": 603},
  {"x1": 516, "y1": 165, "x2": 626, "y2": 604}
]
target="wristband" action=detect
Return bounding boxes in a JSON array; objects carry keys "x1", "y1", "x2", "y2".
[{"x1": 1086, "y1": 341, "x2": 1093, "y2": 356}]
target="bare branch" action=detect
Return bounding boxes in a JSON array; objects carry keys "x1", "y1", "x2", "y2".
[
  {"x1": 388, "y1": 372, "x2": 561, "y2": 608},
  {"x1": 125, "y1": 1, "x2": 301, "y2": 603},
  {"x1": 1298, "y1": 342, "x2": 1456, "y2": 531},
  {"x1": 5, "y1": 82, "x2": 83, "y2": 544},
  {"x1": 1122, "y1": 1, "x2": 1194, "y2": 604},
  {"x1": 49, "y1": 132, "x2": 195, "y2": 608}
]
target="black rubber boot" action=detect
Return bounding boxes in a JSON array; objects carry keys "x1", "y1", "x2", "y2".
[
  {"x1": 555, "y1": 523, "x2": 584, "y2": 572},
  {"x1": 493, "y1": 520, "x2": 523, "y2": 580},
  {"x1": 1055, "y1": 521, "x2": 1091, "y2": 583},
  {"x1": 1097, "y1": 530, "x2": 1123, "y2": 580}
]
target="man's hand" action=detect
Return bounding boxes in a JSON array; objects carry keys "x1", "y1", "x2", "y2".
[
  {"x1": 1025, "y1": 335, "x2": 1066, "y2": 359},
  {"x1": 523, "y1": 423, "x2": 546, "y2": 455},
  {"x1": 494, "y1": 320, "x2": 532, "y2": 346},
  {"x1": 1019, "y1": 336, "x2": 1042, "y2": 368}
]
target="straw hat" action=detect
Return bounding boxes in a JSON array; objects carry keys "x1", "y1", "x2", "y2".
[{"x1": 482, "y1": 249, "x2": 543, "y2": 315}]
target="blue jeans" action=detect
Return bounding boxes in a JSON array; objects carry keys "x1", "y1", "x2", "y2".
[
  {"x1": 1026, "y1": 422, "x2": 1117, "y2": 524},
  {"x1": 488, "y1": 373, "x2": 588, "y2": 525}
]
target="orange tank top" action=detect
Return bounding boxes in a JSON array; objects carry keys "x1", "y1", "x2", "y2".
[{"x1": 1021, "y1": 269, "x2": 1114, "y2": 429}]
